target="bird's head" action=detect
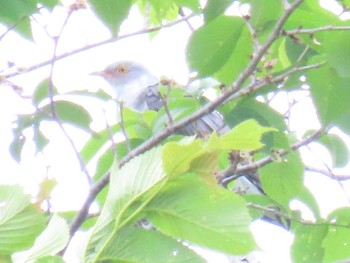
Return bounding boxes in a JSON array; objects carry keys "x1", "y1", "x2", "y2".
[
  {"x1": 93, "y1": 60, "x2": 154, "y2": 87},
  {"x1": 92, "y1": 60, "x2": 159, "y2": 111}
]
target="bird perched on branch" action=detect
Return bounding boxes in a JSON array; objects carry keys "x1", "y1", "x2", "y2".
[
  {"x1": 93, "y1": 60, "x2": 286, "y2": 228},
  {"x1": 92, "y1": 60, "x2": 229, "y2": 137}
]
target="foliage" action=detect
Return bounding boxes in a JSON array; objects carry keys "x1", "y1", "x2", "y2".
[{"x1": 1, "y1": 0, "x2": 350, "y2": 262}]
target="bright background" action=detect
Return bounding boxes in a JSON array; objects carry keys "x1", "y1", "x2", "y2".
[{"x1": 1, "y1": 0, "x2": 350, "y2": 262}]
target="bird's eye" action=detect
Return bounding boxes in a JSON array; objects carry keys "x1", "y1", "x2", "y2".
[{"x1": 117, "y1": 65, "x2": 128, "y2": 74}]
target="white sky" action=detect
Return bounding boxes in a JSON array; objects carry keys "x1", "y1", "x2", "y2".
[{"x1": 1, "y1": 0, "x2": 350, "y2": 262}]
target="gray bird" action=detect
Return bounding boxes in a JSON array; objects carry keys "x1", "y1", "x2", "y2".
[
  {"x1": 93, "y1": 60, "x2": 230, "y2": 137},
  {"x1": 93, "y1": 60, "x2": 285, "y2": 227}
]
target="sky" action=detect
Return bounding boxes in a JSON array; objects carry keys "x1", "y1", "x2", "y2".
[{"x1": 1, "y1": 0, "x2": 350, "y2": 262}]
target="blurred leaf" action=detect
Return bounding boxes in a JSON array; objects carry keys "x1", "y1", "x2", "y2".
[
  {"x1": 241, "y1": 0, "x2": 283, "y2": 38},
  {"x1": 34, "y1": 256, "x2": 64, "y2": 263},
  {"x1": 317, "y1": 133, "x2": 349, "y2": 168},
  {"x1": 214, "y1": 24, "x2": 253, "y2": 85},
  {"x1": 80, "y1": 124, "x2": 120, "y2": 164},
  {"x1": 0, "y1": 0, "x2": 37, "y2": 38},
  {"x1": 307, "y1": 64, "x2": 350, "y2": 132},
  {"x1": 291, "y1": 224, "x2": 327, "y2": 263},
  {"x1": 53, "y1": 100, "x2": 92, "y2": 130},
  {"x1": 9, "y1": 132, "x2": 26, "y2": 162},
  {"x1": 203, "y1": 0, "x2": 233, "y2": 22},
  {"x1": 323, "y1": 224, "x2": 350, "y2": 262},
  {"x1": 0, "y1": 185, "x2": 46, "y2": 254},
  {"x1": 33, "y1": 79, "x2": 49, "y2": 105},
  {"x1": 260, "y1": 152, "x2": 304, "y2": 209},
  {"x1": 286, "y1": 0, "x2": 340, "y2": 30},
  {"x1": 90, "y1": 0, "x2": 132, "y2": 35},
  {"x1": 37, "y1": 178, "x2": 57, "y2": 203},
  {"x1": 325, "y1": 30, "x2": 350, "y2": 78},
  {"x1": 39, "y1": 100, "x2": 92, "y2": 130},
  {"x1": 39, "y1": 0, "x2": 58, "y2": 9},
  {"x1": 12, "y1": 214, "x2": 69, "y2": 262},
  {"x1": 85, "y1": 147, "x2": 167, "y2": 261},
  {"x1": 187, "y1": 16, "x2": 245, "y2": 77},
  {"x1": 208, "y1": 119, "x2": 277, "y2": 151},
  {"x1": 147, "y1": 174, "x2": 256, "y2": 255},
  {"x1": 98, "y1": 226, "x2": 205, "y2": 262}
]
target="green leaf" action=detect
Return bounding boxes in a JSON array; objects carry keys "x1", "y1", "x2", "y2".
[
  {"x1": 317, "y1": 133, "x2": 349, "y2": 168},
  {"x1": 39, "y1": 0, "x2": 59, "y2": 9},
  {"x1": 323, "y1": 224, "x2": 350, "y2": 263},
  {"x1": 147, "y1": 174, "x2": 256, "y2": 255},
  {"x1": 187, "y1": 16, "x2": 246, "y2": 77},
  {"x1": 241, "y1": 0, "x2": 283, "y2": 36},
  {"x1": 203, "y1": 0, "x2": 233, "y2": 22},
  {"x1": 214, "y1": 24, "x2": 253, "y2": 85},
  {"x1": 33, "y1": 79, "x2": 49, "y2": 105},
  {"x1": 12, "y1": 214, "x2": 69, "y2": 262},
  {"x1": 90, "y1": 0, "x2": 132, "y2": 35},
  {"x1": 260, "y1": 152, "x2": 304, "y2": 209},
  {"x1": 0, "y1": 185, "x2": 46, "y2": 254},
  {"x1": 307, "y1": 64, "x2": 350, "y2": 132},
  {"x1": 325, "y1": 30, "x2": 350, "y2": 78},
  {"x1": 291, "y1": 224, "x2": 328, "y2": 263},
  {"x1": 40, "y1": 100, "x2": 92, "y2": 130},
  {"x1": 80, "y1": 124, "x2": 120, "y2": 163},
  {"x1": 33, "y1": 256, "x2": 64, "y2": 263},
  {"x1": 162, "y1": 139, "x2": 203, "y2": 177},
  {"x1": 0, "y1": 0, "x2": 37, "y2": 38},
  {"x1": 98, "y1": 226, "x2": 205, "y2": 262},
  {"x1": 85, "y1": 147, "x2": 167, "y2": 262},
  {"x1": 208, "y1": 119, "x2": 277, "y2": 151}
]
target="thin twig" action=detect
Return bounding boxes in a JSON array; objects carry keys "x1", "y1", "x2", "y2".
[
  {"x1": 248, "y1": 203, "x2": 350, "y2": 229},
  {"x1": 3, "y1": 13, "x2": 197, "y2": 80},
  {"x1": 305, "y1": 166, "x2": 350, "y2": 181},
  {"x1": 45, "y1": 10, "x2": 92, "y2": 185},
  {"x1": 161, "y1": 86, "x2": 174, "y2": 126},
  {"x1": 284, "y1": 25, "x2": 350, "y2": 36},
  {"x1": 68, "y1": 0, "x2": 304, "y2": 239}
]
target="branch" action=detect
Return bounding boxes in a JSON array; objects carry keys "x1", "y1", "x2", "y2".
[
  {"x1": 3, "y1": 13, "x2": 197, "y2": 79},
  {"x1": 305, "y1": 166, "x2": 350, "y2": 181},
  {"x1": 45, "y1": 10, "x2": 92, "y2": 185},
  {"x1": 68, "y1": 0, "x2": 304, "y2": 239},
  {"x1": 219, "y1": 126, "x2": 328, "y2": 185},
  {"x1": 284, "y1": 25, "x2": 350, "y2": 36}
]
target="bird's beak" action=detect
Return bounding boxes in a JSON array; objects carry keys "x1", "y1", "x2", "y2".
[{"x1": 90, "y1": 70, "x2": 104, "y2": 77}]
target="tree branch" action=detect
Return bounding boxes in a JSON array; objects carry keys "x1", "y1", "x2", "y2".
[
  {"x1": 305, "y1": 166, "x2": 350, "y2": 181},
  {"x1": 284, "y1": 25, "x2": 350, "y2": 36},
  {"x1": 67, "y1": 0, "x2": 304, "y2": 240},
  {"x1": 219, "y1": 126, "x2": 328, "y2": 185},
  {"x1": 2, "y1": 13, "x2": 197, "y2": 79}
]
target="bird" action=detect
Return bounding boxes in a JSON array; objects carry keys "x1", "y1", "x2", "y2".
[
  {"x1": 92, "y1": 60, "x2": 287, "y2": 228},
  {"x1": 92, "y1": 60, "x2": 230, "y2": 137}
]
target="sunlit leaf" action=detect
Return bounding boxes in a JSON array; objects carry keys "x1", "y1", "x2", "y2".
[
  {"x1": 12, "y1": 214, "x2": 69, "y2": 262},
  {"x1": 208, "y1": 119, "x2": 277, "y2": 151},
  {"x1": 147, "y1": 174, "x2": 256, "y2": 255},
  {"x1": 0, "y1": 185, "x2": 46, "y2": 254},
  {"x1": 85, "y1": 147, "x2": 167, "y2": 261}
]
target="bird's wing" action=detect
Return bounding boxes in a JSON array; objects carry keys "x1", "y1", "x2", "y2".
[{"x1": 144, "y1": 84, "x2": 230, "y2": 137}]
